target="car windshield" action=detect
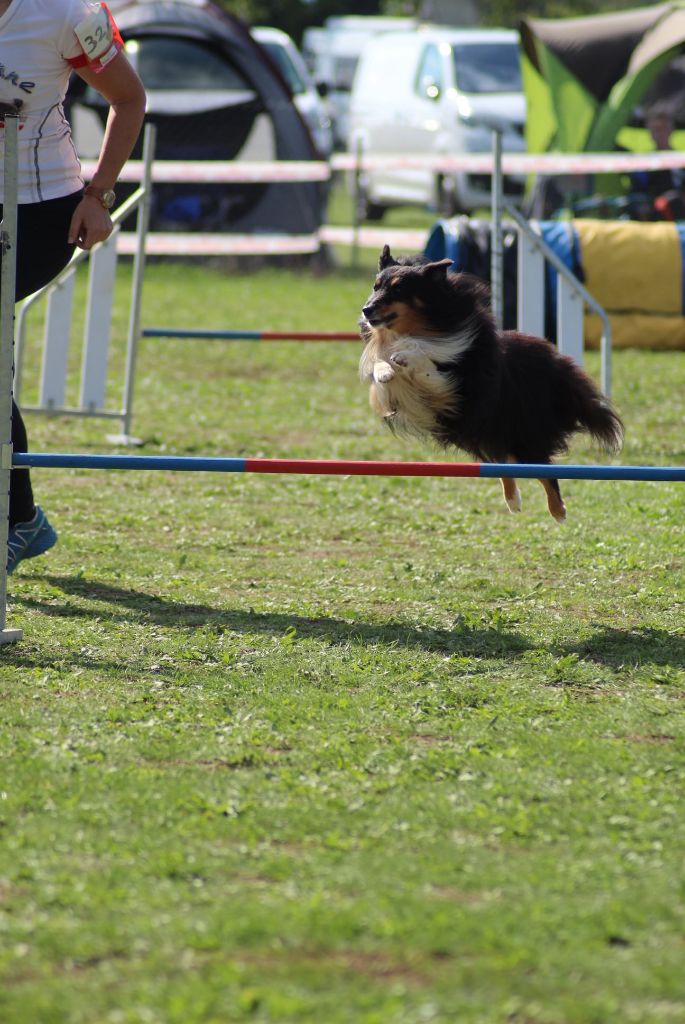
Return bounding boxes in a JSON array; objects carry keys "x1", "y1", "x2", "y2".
[{"x1": 452, "y1": 43, "x2": 522, "y2": 93}]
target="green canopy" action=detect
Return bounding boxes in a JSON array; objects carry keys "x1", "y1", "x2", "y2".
[{"x1": 520, "y1": 3, "x2": 685, "y2": 152}]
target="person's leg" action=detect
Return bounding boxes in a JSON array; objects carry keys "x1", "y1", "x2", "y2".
[
  {"x1": 1, "y1": 193, "x2": 81, "y2": 567},
  {"x1": 13, "y1": 194, "x2": 82, "y2": 302},
  {"x1": 9, "y1": 400, "x2": 33, "y2": 527}
]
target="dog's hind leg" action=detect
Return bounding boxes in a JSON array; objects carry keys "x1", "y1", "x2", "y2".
[
  {"x1": 539, "y1": 476, "x2": 567, "y2": 522},
  {"x1": 501, "y1": 458, "x2": 522, "y2": 514},
  {"x1": 501, "y1": 476, "x2": 522, "y2": 514}
]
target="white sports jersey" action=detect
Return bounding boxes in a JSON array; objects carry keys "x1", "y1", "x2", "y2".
[{"x1": 0, "y1": 0, "x2": 122, "y2": 203}]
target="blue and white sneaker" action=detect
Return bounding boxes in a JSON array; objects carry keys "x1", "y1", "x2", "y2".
[{"x1": 7, "y1": 506, "x2": 58, "y2": 575}]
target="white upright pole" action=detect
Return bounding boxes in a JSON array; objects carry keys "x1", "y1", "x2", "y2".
[
  {"x1": 108, "y1": 122, "x2": 155, "y2": 445},
  {"x1": 0, "y1": 115, "x2": 24, "y2": 644},
  {"x1": 490, "y1": 127, "x2": 504, "y2": 330}
]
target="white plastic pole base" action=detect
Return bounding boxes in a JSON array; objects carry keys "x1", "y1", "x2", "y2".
[
  {"x1": 0, "y1": 627, "x2": 23, "y2": 645},
  {"x1": 105, "y1": 432, "x2": 143, "y2": 447}
]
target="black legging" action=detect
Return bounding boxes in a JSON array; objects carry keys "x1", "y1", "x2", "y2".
[{"x1": 0, "y1": 191, "x2": 81, "y2": 526}]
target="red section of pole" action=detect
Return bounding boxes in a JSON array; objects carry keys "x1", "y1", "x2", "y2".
[
  {"x1": 259, "y1": 332, "x2": 360, "y2": 341},
  {"x1": 243, "y1": 458, "x2": 483, "y2": 477}
]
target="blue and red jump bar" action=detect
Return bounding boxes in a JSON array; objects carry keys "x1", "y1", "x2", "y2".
[
  {"x1": 142, "y1": 329, "x2": 360, "y2": 342},
  {"x1": 11, "y1": 454, "x2": 685, "y2": 481}
]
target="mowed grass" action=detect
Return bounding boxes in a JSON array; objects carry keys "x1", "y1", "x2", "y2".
[{"x1": 1, "y1": 259, "x2": 684, "y2": 1024}]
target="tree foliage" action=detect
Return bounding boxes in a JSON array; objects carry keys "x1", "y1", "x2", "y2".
[
  {"x1": 214, "y1": 0, "x2": 661, "y2": 40},
  {"x1": 386, "y1": 0, "x2": 660, "y2": 27},
  {"x1": 484, "y1": 0, "x2": 660, "y2": 26},
  {"x1": 218, "y1": 0, "x2": 382, "y2": 43}
]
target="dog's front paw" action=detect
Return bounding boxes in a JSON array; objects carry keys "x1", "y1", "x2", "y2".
[
  {"x1": 390, "y1": 351, "x2": 410, "y2": 368},
  {"x1": 373, "y1": 360, "x2": 396, "y2": 384}
]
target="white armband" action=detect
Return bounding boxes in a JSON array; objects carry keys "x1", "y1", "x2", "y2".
[{"x1": 73, "y1": 3, "x2": 122, "y2": 72}]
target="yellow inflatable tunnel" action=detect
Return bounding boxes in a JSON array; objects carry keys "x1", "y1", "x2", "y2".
[{"x1": 576, "y1": 220, "x2": 685, "y2": 350}]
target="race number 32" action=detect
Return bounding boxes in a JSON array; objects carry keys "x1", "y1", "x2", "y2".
[{"x1": 74, "y1": 4, "x2": 114, "y2": 61}]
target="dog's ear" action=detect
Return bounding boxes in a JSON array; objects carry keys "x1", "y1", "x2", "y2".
[
  {"x1": 378, "y1": 245, "x2": 398, "y2": 271},
  {"x1": 421, "y1": 258, "x2": 454, "y2": 277}
]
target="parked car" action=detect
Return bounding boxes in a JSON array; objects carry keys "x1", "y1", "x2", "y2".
[
  {"x1": 252, "y1": 26, "x2": 333, "y2": 157},
  {"x1": 302, "y1": 16, "x2": 416, "y2": 149},
  {"x1": 347, "y1": 26, "x2": 526, "y2": 218}
]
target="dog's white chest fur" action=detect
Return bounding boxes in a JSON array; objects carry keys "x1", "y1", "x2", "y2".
[{"x1": 359, "y1": 326, "x2": 474, "y2": 436}]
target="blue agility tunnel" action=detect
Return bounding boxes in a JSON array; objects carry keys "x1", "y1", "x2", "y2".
[{"x1": 426, "y1": 216, "x2": 685, "y2": 350}]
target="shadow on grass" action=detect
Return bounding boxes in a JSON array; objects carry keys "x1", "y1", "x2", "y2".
[
  {"x1": 13, "y1": 574, "x2": 532, "y2": 663},
  {"x1": 561, "y1": 626, "x2": 685, "y2": 670}
]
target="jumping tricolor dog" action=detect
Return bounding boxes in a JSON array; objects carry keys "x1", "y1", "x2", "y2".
[{"x1": 359, "y1": 246, "x2": 624, "y2": 520}]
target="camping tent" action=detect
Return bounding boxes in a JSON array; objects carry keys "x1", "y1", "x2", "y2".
[
  {"x1": 519, "y1": 3, "x2": 685, "y2": 153},
  {"x1": 70, "y1": 0, "x2": 324, "y2": 235}
]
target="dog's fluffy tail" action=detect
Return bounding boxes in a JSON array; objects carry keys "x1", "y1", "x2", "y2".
[{"x1": 572, "y1": 372, "x2": 624, "y2": 453}]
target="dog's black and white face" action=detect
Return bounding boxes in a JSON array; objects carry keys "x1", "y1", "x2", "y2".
[{"x1": 360, "y1": 245, "x2": 454, "y2": 337}]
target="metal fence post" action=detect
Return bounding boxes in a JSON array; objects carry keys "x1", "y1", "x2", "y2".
[
  {"x1": 0, "y1": 114, "x2": 24, "y2": 644},
  {"x1": 490, "y1": 128, "x2": 504, "y2": 329},
  {"x1": 517, "y1": 225, "x2": 545, "y2": 337},
  {"x1": 350, "y1": 133, "x2": 363, "y2": 270},
  {"x1": 505, "y1": 200, "x2": 613, "y2": 396},
  {"x1": 107, "y1": 122, "x2": 155, "y2": 444}
]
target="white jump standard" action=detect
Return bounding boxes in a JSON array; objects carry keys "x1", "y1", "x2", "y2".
[{"x1": 0, "y1": 115, "x2": 24, "y2": 644}]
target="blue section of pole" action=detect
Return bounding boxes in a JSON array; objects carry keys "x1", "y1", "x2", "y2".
[
  {"x1": 11, "y1": 453, "x2": 685, "y2": 481},
  {"x1": 142, "y1": 329, "x2": 263, "y2": 340},
  {"x1": 13, "y1": 453, "x2": 248, "y2": 473},
  {"x1": 477, "y1": 464, "x2": 685, "y2": 482}
]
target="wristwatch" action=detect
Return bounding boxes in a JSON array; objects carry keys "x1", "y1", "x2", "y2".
[{"x1": 84, "y1": 185, "x2": 117, "y2": 210}]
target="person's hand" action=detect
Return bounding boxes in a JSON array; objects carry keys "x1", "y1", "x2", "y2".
[{"x1": 68, "y1": 195, "x2": 113, "y2": 250}]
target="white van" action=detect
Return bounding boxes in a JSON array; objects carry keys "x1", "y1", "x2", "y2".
[
  {"x1": 347, "y1": 27, "x2": 526, "y2": 218},
  {"x1": 302, "y1": 16, "x2": 416, "y2": 148}
]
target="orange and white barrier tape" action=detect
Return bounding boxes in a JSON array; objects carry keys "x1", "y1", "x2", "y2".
[
  {"x1": 82, "y1": 150, "x2": 685, "y2": 186},
  {"x1": 115, "y1": 226, "x2": 428, "y2": 256},
  {"x1": 82, "y1": 160, "x2": 331, "y2": 183}
]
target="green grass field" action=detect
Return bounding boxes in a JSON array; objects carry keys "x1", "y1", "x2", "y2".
[{"x1": 1, "y1": 259, "x2": 684, "y2": 1024}]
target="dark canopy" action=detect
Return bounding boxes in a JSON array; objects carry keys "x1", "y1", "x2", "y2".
[{"x1": 519, "y1": 3, "x2": 685, "y2": 152}]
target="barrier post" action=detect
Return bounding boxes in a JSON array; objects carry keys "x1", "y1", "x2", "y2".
[
  {"x1": 0, "y1": 114, "x2": 24, "y2": 644},
  {"x1": 490, "y1": 127, "x2": 504, "y2": 329},
  {"x1": 517, "y1": 224, "x2": 545, "y2": 337},
  {"x1": 107, "y1": 123, "x2": 156, "y2": 444},
  {"x1": 504, "y1": 200, "x2": 613, "y2": 396},
  {"x1": 12, "y1": 123, "x2": 155, "y2": 442},
  {"x1": 350, "y1": 134, "x2": 363, "y2": 270}
]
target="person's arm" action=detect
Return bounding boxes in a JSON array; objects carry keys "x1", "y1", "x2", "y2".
[{"x1": 68, "y1": 51, "x2": 146, "y2": 250}]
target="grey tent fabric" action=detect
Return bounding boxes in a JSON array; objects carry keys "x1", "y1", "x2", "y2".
[
  {"x1": 521, "y1": 5, "x2": 671, "y2": 103},
  {"x1": 75, "y1": 0, "x2": 324, "y2": 235}
]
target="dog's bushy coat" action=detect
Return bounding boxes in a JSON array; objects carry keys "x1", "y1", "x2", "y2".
[{"x1": 359, "y1": 246, "x2": 624, "y2": 520}]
